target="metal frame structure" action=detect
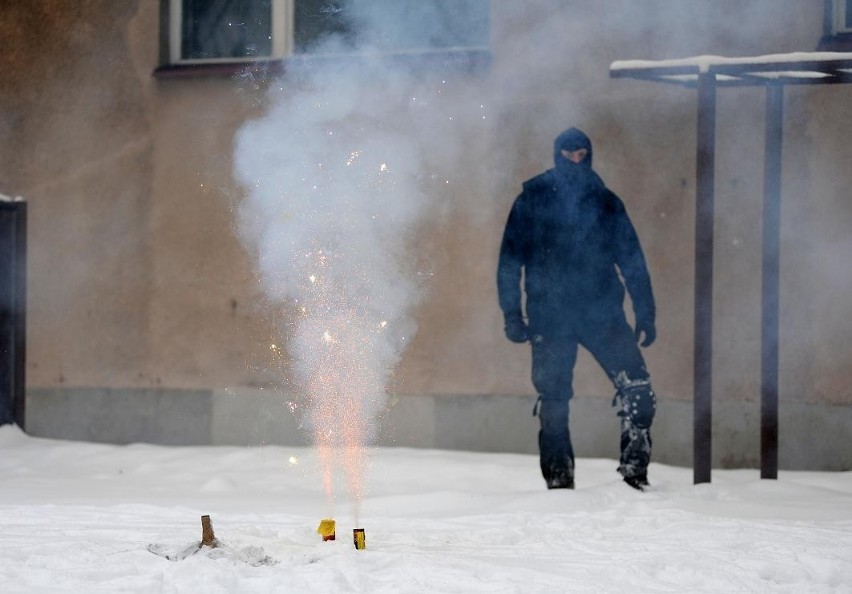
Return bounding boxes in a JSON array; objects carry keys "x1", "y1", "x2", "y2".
[{"x1": 610, "y1": 52, "x2": 852, "y2": 484}]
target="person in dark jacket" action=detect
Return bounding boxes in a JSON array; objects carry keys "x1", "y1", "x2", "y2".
[{"x1": 497, "y1": 127, "x2": 657, "y2": 491}]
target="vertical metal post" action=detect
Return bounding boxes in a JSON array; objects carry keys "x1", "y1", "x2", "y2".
[
  {"x1": 761, "y1": 85, "x2": 783, "y2": 479},
  {"x1": 0, "y1": 200, "x2": 27, "y2": 429},
  {"x1": 694, "y1": 73, "x2": 716, "y2": 484}
]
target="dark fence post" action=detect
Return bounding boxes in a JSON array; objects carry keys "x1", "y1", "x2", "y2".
[
  {"x1": 694, "y1": 73, "x2": 716, "y2": 484},
  {"x1": 761, "y1": 85, "x2": 783, "y2": 479},
  {"x1": 0, "y1": 199, "x2": 26, "y2": 429}
]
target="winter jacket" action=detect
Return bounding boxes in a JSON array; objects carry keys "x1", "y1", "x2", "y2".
[{"x1": 497, "y1": 128, "x2": 655, "y2": 336}]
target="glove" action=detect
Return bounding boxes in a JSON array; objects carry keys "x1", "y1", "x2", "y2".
[
  {"x1": 504, "y1": 312, "x2": 529, "y2": 343},
  {"x1": 634, "y1": 318, "x2": 656, "y2": 348}
]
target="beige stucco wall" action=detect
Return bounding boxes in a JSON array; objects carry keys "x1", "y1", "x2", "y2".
[
  {"x1": 2, "y1": 0, "x2": 850, "y2": 425},
  {"x1": 2, "y1": 1, "x2": 156, "y2": 388}
]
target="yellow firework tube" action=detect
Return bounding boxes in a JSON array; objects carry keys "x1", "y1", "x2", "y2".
[
  {"x1": 317, "y1": 519, "x2": 336, "y2": 541},
  {"x1": 353, "y1": 528, "x2": 366, "y2": 550}
]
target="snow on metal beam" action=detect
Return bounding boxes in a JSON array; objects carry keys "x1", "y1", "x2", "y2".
[{"x1": 610, "y1": 51, "x2": 852, "y2": 88}]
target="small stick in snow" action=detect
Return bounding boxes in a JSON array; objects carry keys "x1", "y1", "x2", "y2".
[{"x1": 201, "y1": 515, "x2": 219, "y2": 548}]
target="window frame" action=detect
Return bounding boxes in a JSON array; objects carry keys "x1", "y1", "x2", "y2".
[
  {"x1": 819, "y1": 0, "x2": 852, "y2": 51},
  {"x1": 168, "y1": 0, "x2": 292, "y2": 65},
  {"x1": 831, "y1": 0, "x2": 852, "y2": 34}
]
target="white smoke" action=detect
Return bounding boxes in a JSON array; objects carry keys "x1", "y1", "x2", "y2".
[
  {"x1": 232, "y1": 4, "x2": 491, "y2": 512},
  {"x1": 235, "y1": 67, "x2": 415, "y2": 446}
]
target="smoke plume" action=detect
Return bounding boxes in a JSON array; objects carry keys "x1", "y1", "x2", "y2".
[{"x1": 233, "y1": 3, "x2": 489, "y2": 514}]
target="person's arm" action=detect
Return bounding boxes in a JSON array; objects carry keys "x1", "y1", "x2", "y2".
[
  {"x1": 612, "y1": 197, "x2": 656, "y2": 345},
  {"x1": 497, "y1": 196, "x2": 530, "y2": 342}
]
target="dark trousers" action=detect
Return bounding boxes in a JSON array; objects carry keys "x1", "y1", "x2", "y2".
[{"x1": 531, "y1": 315, "x2": 655, "y2": 482}]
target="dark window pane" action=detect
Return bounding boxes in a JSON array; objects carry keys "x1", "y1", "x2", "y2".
[
  {"x1": 294, "y1": 0, "x2": 489, "y2": 54},
  {"x1": 846, "y1": 0, "x2": 852, "y2": 29},
  {"x1": 182, "y1": 0, "x2": 272, "y2": 60},
  {"x1": 294, "y1": 1, "x2": 354, "y2": 52}
]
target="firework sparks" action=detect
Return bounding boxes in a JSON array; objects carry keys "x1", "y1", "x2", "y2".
[
  {"x1": 287, "y1": 245, "x2": 400, "y2": 522},
  {"x1": 234, "y1": 74, "x2": 429, "y2": 527}
]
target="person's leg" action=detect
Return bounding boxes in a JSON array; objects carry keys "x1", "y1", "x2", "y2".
[
  {"x1": 580, "y1": 317, "x2": 656, "y2": 486},
  {"x1": 531, "y1": 335, "x2": 579, "y2": 489}
]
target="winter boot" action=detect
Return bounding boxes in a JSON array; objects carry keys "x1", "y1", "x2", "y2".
[
  {"x1": 622, "y1": 472, "x2": 650, "y2": 491},
  {"x1": 539, "y1": 430, "x2": 575, "y2": 489},
  {"x1": 613, "y1": 374, "x2": 655, "y2": 489},
  {"x1": 617, "y1": 418, "x2": 652, "y2": 484}
]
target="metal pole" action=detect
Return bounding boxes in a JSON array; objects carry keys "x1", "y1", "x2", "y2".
[
  {"x1": 0, "y1": 200, "x2": 27, "y2": 429},
  {"x1": 694, "y1": 73, "x2": 716, "y2": 484},
  {"x1": 761, "y1": 85, "x2": 783, "y2": 479},
  {"x1": 14, "y1": 202, "x2": 26, "y2": 428}
]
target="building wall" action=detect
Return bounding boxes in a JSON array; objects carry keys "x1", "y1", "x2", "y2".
[{"x1": 1, "y1": 1, "x2": 850, "y2": 468}]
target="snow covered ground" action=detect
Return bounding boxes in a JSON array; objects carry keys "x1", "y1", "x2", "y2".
[{"x1": 1, "y1": 426, "x2": 850, "y2": 593}]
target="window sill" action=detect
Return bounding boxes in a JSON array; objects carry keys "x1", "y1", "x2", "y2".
[
  {"x1": 817, "y1": 33, "x2": 852, "y2": 51},
  {"x1": 153, "y1": 49, "x2": 492, "y2": 79},
  {"x1": 153, "y1": 60, "x2": 285, "y2": 79}
]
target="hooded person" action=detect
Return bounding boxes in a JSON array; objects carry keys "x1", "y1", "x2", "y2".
[{"x1": 497, "y1": 127, "x2": 658, "y2": 491}]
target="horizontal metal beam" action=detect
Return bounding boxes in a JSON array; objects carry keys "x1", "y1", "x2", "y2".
[
  {"x1": 610, "y1": 57, "x2": 852, "y2": 89},
  {"x1": 610, "y1": 71, "x2": 852, "y2": 88}
]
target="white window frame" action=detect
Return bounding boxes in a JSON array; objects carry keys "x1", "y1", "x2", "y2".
[
  {"x1": 833, "y1": 0, "x2": 852, "y2": 34},
  {"x1": 169, "y1": 0, "x2": 293, "y2": 64}
]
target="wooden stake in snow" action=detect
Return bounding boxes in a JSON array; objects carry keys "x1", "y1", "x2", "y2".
[{"x1": 201, "y1": 515, "x2": 219, "y2": 548}]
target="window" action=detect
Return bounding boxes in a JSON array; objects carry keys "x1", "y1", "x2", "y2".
[
  {"x1": 819, "y1": 0, "x2": 852, "y2": 50},
  {"x1": 163, "y1": 0, "x2": 489, "y2": 67},
  {"x1": 835, "y1": 0, "x2": 852, "y2": 33},
  {"x1": 169, "y1": 0, "x2": 289, "y2": 64},
  {"x1": 294, "y1": 0, "x2": 490, "y2": 55}
]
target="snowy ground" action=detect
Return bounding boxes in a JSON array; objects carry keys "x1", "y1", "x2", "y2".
[{"x1": 1, "y1": 426, "x2": 851, "y2": 593}]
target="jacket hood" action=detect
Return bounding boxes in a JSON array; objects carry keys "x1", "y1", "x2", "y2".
[{"x1": 553, "y1": 127, "x2": 593, "y2": 168}]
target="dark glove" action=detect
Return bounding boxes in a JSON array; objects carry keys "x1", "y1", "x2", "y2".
[
  {"x1": 503, "y1": 312, "x2": 529, "y2": 343},
  {"x1": 634, "y1": 318, "x2": 656, "y2": 348}
]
